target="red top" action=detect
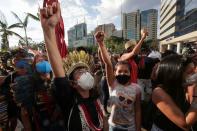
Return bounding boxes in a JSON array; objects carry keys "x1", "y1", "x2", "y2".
[{"x1": 128, "y1": 58, "x2": 138, "y2": 83}]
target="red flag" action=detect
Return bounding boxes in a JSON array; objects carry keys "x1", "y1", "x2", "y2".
[{"x1": 43, "y1": 0, "x2": 67, "y2": 58}]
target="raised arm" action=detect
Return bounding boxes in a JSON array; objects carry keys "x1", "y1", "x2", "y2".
[
  {"x1": 95, "y1": 32, "x2": 115, "y2": 88},
  {"x1": 119, "y1": 29, "x2": 148, "y2": 61},
  {"x1": 40, "y1": 2, "x2": 65, "y2": 77},
  {"x1": 152, "y1": 87, "x2": 197, "y2": 131}
]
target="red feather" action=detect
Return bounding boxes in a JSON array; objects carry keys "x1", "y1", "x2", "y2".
[{"x1": 43, "y1": 0, "x2": 67, "y2": 58}]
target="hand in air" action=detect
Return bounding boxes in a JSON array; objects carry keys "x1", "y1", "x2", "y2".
[
  {"x1": 40, "y1": 2, "x2": 61, "y2": 30},
  {"x1": 141, "y1": 28, "x2": 148, "y2": 39},
  {"x1": 95, "y1": 31, "x2": 105, "y2": 45}
]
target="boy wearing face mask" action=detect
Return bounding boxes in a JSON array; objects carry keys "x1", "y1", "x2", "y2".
[
  {"x1": 95, "y1": 31, "x2": 141, "y2": 131},
  {"x1": 39, "y1": 2, "x2": 104, "y2": 131}
]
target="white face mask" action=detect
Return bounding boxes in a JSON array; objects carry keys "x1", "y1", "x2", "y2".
[{"x1": 77, "y1": 72, "x2": 94, "y2": 90}]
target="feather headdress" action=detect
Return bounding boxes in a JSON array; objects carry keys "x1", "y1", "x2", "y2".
[{"x1": 63, "y1": 51, "x2": 94, "y2": 78}]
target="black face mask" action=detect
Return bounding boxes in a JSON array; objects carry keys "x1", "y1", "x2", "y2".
[{"x1": 116, "y1": 75, "x2": 130, "y2": 85}]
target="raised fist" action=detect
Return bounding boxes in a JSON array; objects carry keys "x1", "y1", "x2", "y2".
[
  {"x1": 40, "y1": 2, "x2": 61, "y2": 30},
  {"x1": 141, "y1": 28, "x2": 148, "y2": 39},
  {"x1": 95, "y1": 31, "x2": 105, "y2": 44}
]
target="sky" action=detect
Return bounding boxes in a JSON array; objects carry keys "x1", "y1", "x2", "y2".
[{"x1": 0, "y1": 0, "x2": 160, "y2": 47}]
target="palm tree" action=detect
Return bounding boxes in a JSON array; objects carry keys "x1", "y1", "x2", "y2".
[
  {"x1": 0, "y1": 11, "x2": 24, "y2": 51},
  {"x1": 11, "y1": 12, "x2": 40, "y2": 47}
]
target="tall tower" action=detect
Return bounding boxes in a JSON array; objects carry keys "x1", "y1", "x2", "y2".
[
  {"x1": 160, "y1": 0, "x2": 185, "y2": 41},
  {"x1": 67, "y1": 23, "x2": 87, "y2": 47},
  {"x1": 122, "y1": 10, "x2": 141, "y2": 40},
  {"x1": 141, "y1": 9, "x2": 158, "y2": 40}
]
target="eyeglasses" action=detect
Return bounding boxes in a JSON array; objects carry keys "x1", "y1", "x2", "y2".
[{"x1": 119, "y1": 96, "x2": 133, "y2": 104}]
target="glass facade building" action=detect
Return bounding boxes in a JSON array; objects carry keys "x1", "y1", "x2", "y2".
[
  {"x1": 160, "y1": 0, "x2": 197, "y2": 41},
  {"x1": 141, "y1": 9, "x2": 158, "y2": 40},
  {"x1": 67, "y1": 23, "x2": 87, "y2": 47}
]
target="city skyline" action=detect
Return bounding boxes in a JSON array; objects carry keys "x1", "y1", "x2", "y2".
[
  {"x1": 67, "y1": 7, "x2": 159, "y2": 48},
  {"x1": 0, "y1": 0, "x2": 160, "y2": 47}
]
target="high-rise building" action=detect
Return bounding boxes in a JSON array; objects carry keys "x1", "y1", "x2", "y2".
[
  {"x1": 67, "y1": 27, "x2": 76, "y2": 47},
  {"x1": 95, "y1": 23, "x2": 116, "y2": 38},
  {"x1": 112, "y1": 30, "x2": 123, "y2": 38},
  {"x1": 122, "y1": 10, "x2": 141, "y2": 40},
  {"x1": 179, "y1": 7, "x2": 197, "y2": 35},
  {"x1": 159, "y1": 0, "x2": 185, "y2": 41},
  {"x1": 86, "y1": 33, "x2": 95, "y2": 46},
  {"x1": 75, "y1": 23, "x2": 87, "y2": 40},
  {"x1": 67, "y1": 23, "x2": 87, "y2": 47},
  {"x1": 159, "y1": 0, "x2": 197, "y2": 54},
  {"x1": 141, "y1": 9, "x2": 158, "y2": 40}
]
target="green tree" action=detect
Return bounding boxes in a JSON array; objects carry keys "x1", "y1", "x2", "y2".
[
  {"x1": 104, "y1": 36, "x2": 126, "y2": 54},
  {"x1": 11, "y1": 12, "x2": 40, "y2": 47},
  {"x1": 0, "y1": 13, "x2": 23, "y2": 51},
  {"x1": 18, "y1": 37, "x2": 37, "y2": 47}
]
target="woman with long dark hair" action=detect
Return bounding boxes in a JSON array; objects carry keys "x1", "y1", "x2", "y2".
[{"x1": 151, "y1": 55, "x2": 197, "y2": 131}]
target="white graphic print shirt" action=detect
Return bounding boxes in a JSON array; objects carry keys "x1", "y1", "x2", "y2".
[{"x1": 108, "y1": 82, "x2": 140, "y2": 130}]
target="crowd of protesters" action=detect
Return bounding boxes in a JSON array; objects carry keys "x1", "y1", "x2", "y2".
[{"x1": 0, "y1": 2, "x2": 197, "y2": 131}]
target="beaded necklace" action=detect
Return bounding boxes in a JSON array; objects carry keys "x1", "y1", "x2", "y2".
[{"x1": 78, "y1": 99, "x2": 104, "y2": 131}]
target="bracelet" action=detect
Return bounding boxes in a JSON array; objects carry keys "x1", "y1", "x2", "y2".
[{"x1": 193, "y1": 96, "x2": 197, "y2": 97}]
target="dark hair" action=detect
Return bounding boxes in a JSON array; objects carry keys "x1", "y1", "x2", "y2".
[
  {"x1": 155, "y1": 54, "x2": 191, "y2": 109},
  {"x1": 162, "y1": 50, "x2": 177, "y2": 59},
  {"x1": 68, "y1": 67, "x2": 99, "y2": 99},
  {"x1": 115, "y1": 61, "x2": 131, "y2": 72}
]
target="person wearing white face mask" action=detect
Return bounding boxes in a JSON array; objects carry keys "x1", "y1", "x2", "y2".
[
  {"x1": 76, "y1": 71, "x2": 95, "y2": 90},
  {"x1": 39, "y1": 2, "x2": 104, "y2": 131}
]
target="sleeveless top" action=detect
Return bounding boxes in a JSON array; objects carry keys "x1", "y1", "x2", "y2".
[{"x1": 153, "y1": 88, "x2": 190, "y2": 131}]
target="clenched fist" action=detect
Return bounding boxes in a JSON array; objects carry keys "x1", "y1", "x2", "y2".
[
  {"x1": 40, "y1": 2, "x2": 61, "y2": 30},
  {"x1": 95, "y1": 31, "x2": 105, "y2": 44},
  {"x1": 141, "y1": 28, "x2": 148, "y2": 39}
]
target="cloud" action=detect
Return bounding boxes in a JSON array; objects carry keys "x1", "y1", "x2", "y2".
[
  {"x1": 0, "y1": 0, "x2": 161, "y2": 47},
  {"x1": 92, "y1": 0, "x2": 122, "y2": 26},
  {"x1": 93, "y1": 0, "x2": 160, "y2": 30},
  {"x1": 122, "y1": 0, "x2": 160, "y2": 12},
  {"x1": 21, "y1": 0, "x2": 36, "y2": 6},
  {"x1": 0, "y1": 0, "x2": 42, "y2": 47}
]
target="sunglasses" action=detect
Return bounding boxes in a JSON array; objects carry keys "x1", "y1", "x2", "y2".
[{"x1": 119, "y1": 96, "x2": 133, "y2": 104}]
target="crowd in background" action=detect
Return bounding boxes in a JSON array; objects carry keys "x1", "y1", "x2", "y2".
[{"x1": 0, "y1": 2, "x2": 197, "y2": 131}]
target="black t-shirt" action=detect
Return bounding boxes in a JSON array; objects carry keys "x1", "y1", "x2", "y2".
[
  {"x1": 137, "y1": 56, "x2": 159, "y2": 79},
  {"x1": 53, "y1": 77, "x2": 100, "y2": 131}
]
